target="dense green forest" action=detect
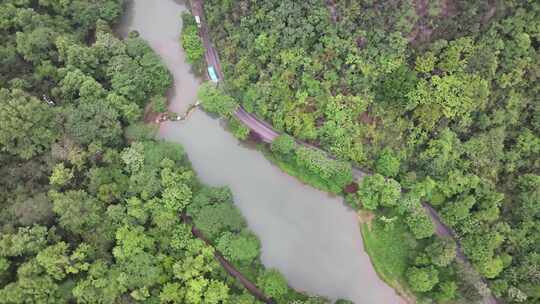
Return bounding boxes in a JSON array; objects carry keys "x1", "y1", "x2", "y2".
[
  {"x1": 202, "y1": 0, "x2": 539, "y2": 303},
  {"x1": 0, "y1": 0, "x2": 334, "y2": 303}
]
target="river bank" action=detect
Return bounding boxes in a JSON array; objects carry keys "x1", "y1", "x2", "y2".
[{"x1": 118, "y1": 0, "x2": 404, "y2": 303}]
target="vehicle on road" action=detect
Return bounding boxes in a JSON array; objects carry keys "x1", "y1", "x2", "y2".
[{"x1": 208, "y1": 65, "x2": 218, "y2": 82}]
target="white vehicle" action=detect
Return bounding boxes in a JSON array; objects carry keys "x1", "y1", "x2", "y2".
[{"x1": 194, "y1": 15, "x2": 201, "y2": 28}]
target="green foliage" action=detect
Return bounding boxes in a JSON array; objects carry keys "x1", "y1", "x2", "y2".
[
  {"x1": 121, "y1": 142, "x2": 145, "y2": 173},
  {"x1": 405, "y1": 209, "x2": 435, "y2": 239},
  {"x1": 271, "y1": 134, "x2": 296, "y2": 155},
  {"x1": 198, "y1": 82, "x2": 238, "y2": 116},
  {"x1": 415, "y1": 52, "x2": 436, "y2": 74},
  {"x1": 201, "y1": 0, "x2": 540, "y2": 301},
  {"x1": 0, "y1": 89, "x2": 58, "y2": 159},
  {"x1": 0, "y1": 226, "x2": 48, "y2": 258},
  {"x1": 2, "y1": 0, "x2": 539, "y2": 302},
  {"x1": 16, "y1": 27, "x2": 57, "y2": 63},
  {"x1": 189, "y1": 201, "x2": 245, "y2": 241},
  {"x1": 376, "y1": 65, "x2": 418, "y2": 108},
  {"x1": 294, "y1": 146, "x2": 353, "y2": 192},
  {"x1": 408, "y1": 74, "x2": 488, "y2": 129},
  {"x1": 66, "y1": 100, "x2": 122, "y2": 146},
  {"x1": 360, "y1": 215, "x2": 416, "y2": 290},
  {"x1": 216, "y1": 231, "x2": 260, "y2": 263},
  {"x1": 435, "y1": 281, "x2": 458, "y2": 302},
  {"x1": 357, "y1": 174, "x2": 401, "y2": 210},
  {"x1": 375, "y1": 148, "x2": 400, "y2": 178},
  {"x1": 257, "y1": 269, "x2": 289, "y2": 299},
  {"x1": 0, "y1": 3, "x2": 302, "y2": 302},
  {"x1": 162, "y1": 183, "x2": 192, "y2": 212},
  {"x1": 124, "y1": 123, "x2": 158, "y2": 142},
  {"x1": 407, "y1": 266, "x2": 439, "y2": 292},
  {"x1": 478, "y1": 256, "x2": 504, "y2": 279},
  {"x1": 424, "y1": 238, "x2": 456, "y2": 267},
  {"x1": 181, "y1": 12, "x2": 204, "y2": 65},
  {"x1": 441, "y1": 195, "x2": 476, "y2": 226},
  {"x1": 151, "y1": 95, "x2": 168, "y2": 113},
  {"x1": 0, "y1": 6, "x2": 288, "y2": 304},
  {"x1": 229, "y1": 117, "x2": 251, "y2": 140},
  {"x1": 49, "y1": 163, "x2": 74, "y2": 187},
  {"x1": 50, "y1": 190, "x2": 106, "y2": 237}
]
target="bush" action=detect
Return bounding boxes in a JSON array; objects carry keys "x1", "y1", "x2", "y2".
[
  {"x1": 478, "y1": 257, "x2": 504, "y2": 279},
  {"x1": 271, "y1": 134, "x2": 296, "y2": 155},
  {"x1": 294, "y1": 146, "x2": 353, "y2": 191},
  {"x1": 425, "y1": 237, "x2": 456, "y2": 267},
  {"x1": 216, "y1": 231, "x2": 260, "y2": 263},
  {"x1": 376, "y1": 148, "x2": 400, "y2": 177},
  {"x1": 180, "y1": 13, "x2": 204, "y2": 65},
  {"x1": 407, "y1": 266, "x2": 439, "y2": 292},
  {"x1": 198, "y1": 82, "x2": 238, "y2": 116},
  {"x1": 229, "y1": 118, "x2": 250, "y2": 140},
  {"x1": 357, "y1": 174, "x2": 401, "y2": 210},
  {"x1": 405, "y1": 209, "x2": 435, "y2": 239},
  {"x1": 124, "y1": 123, "x2": 157, "y2": 142},
  {"x1": 151, "y1": 95, "x2": 167, "y2": 113},
  {"x1": 257, "y1": 269, "x2": 288, "y2": 299}
]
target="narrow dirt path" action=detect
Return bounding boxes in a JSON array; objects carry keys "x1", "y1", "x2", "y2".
[{"x1": 180, "y1": 214, "x2": 273, "y2": 304}]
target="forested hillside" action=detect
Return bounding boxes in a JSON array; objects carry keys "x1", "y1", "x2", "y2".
[
  {"x1": 203, "y1": 0, "x2": 539, "y2": 303},
  {"x1": 0, "y1": 0, "x2": 325, "y2": 303}
]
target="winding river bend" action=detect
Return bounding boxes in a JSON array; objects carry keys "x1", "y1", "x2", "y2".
[{"x1": 119, "y1": 1, "x2": 404, "y2": 303}]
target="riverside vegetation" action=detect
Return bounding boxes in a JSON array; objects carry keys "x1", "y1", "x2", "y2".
[
  {"x1": 194, "y1": 0, "x2": 540, "y2": 303},
  {"x1": 0, "y1": 0, "x2": 340, "y2": 303}
]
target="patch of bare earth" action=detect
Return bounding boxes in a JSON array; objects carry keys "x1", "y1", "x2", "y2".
[
  {"x1": 481, "y1": 1, "x2": 497, "y2": 26},
  {"x1": 440, "y1": 0, "x2": 458, "y2": 18},
  {"x1": 358, "y1": 111, "x2": 376, "y2": 126},
  {"x1": 408, "y1": 0, "x2": 429, "y2": 43},
  {"x1": 143, "y1": 102, "x2": 161, "y2": 124},
  {"x1": 357, "y1": 210, "x2": 375, "y2": 229},
  {"x1": 325, "y1": 0, "x2": 338, "y2": 24}
]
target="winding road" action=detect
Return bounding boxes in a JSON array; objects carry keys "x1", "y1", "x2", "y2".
[{"x1": 190, "y1": 1, "x2": 499, "y2": 303}]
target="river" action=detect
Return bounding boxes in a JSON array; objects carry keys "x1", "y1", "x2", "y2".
[{"x1": 118, "y1": 1, "x2": 404, "y2": 303}]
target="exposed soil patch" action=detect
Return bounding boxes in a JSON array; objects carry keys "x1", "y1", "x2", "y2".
[
  {"x1": 325, "y1": 0, "x2": 338, "y2": 24},
  {"x1": 481, "y1": 4, "x2": 497, "y2": 26},
  {"x1": 356, "y1": 36, "x2": 367, "y2": 49},
  {"x1": 344, "y1": 182, "x2": 359, "y2": 193},
  {"x1": 440, "y1": 0, "x2": 458, "y2": 18},
  {"x1": 143, "y1": 102, "x2": 161, "y2": 124},
  {"x1": 358, "y1": 111, "x2": 376, "y2": 125},
  {"x1": 416, "y1": 0, "x2": 428, "y2": 17},
  {"x1": 408, "y1": 0, "x2": 432, "y2": 43},
  {"x1": 357, "y1": 210, "x2": 375, "y2": 229}
]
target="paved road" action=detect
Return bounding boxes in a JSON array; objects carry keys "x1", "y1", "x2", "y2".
[
  {"x1": 235, "y1": 107, "x2": 279, "y2": 143},
  {"x1": 191, "y1": 1, "x2": 498, "y2": 303}
]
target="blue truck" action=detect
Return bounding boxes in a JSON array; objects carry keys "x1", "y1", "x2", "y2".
[{"x1": 207, "y1": 66, "x2": 218, "y2": 82}]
